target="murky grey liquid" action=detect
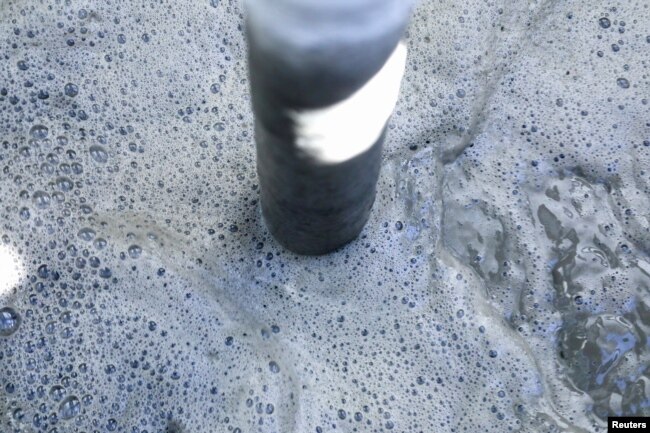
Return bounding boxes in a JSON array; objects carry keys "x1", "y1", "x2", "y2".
[{"x1": 1, "y1": 0, "x2": 649, "y2": 432}]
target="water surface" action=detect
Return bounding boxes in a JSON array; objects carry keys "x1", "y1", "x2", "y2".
[{"x1": 0, "y1": 0, "x2": 649, "y2": 431}]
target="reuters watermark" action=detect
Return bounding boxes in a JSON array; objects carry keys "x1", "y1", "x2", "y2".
[{"x1": 608, "y1": 417, "x2": 649, "y2": 432}]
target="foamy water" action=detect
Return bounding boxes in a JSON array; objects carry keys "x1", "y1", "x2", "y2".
[{"x1": 0, "y1": 0, "x2": 648, "y2": 432}]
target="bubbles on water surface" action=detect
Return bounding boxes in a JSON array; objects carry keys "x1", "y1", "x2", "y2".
[
  {"x1": 268, "y1": 361, "x2": 280, "y2": 374},
  {"x1": 0, "y1": 0, "x2": 648, "y2": 432},
  {"x1": 31, "y1": 191, "x2": 51, "y2": 209},
  {"x1": 89, "y1": 145, "x2": 108, "y2": 163},
  {"x1": 598, "y1": 17, "x2": 611, "y2": 28},
  {"x1": 0, "y1": 307, "x2": 21, "y2": 336},
  {"x1": 64, "y1": 83, "x2": 79, "y2": 97},
  {"x1": 29, "y1": 125, "x2": 48, "y2": 140},
  {"x1": 128, "y1": 244, "x2": 142, "y2": 258},
  {"x1": 59, "y1": 395, "x2": 81, "y2": 419}
]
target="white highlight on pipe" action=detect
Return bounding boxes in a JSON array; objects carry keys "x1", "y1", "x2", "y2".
[
  {"x1": 0, "y1": 244, "x2": 23, "y2": 297},
  {"x1": 290, "y1": 42, "x2": 407, "y2": 164}
]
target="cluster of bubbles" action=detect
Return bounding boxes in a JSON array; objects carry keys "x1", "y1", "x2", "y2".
[{"x1": 0, "y1": 0, "x2": 648, "y2": 432}]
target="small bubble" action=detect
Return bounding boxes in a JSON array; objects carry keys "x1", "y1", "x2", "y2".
[
  {"x1": 19, "y1": 207, "x2": 30, "y2": 220},
  {"x1": 89, "y1": 145, "x2": 108, "y2": 163},
  {"x1": 30, "y1": 125, "x2": 49, "y2": 139},
  {"x1": 49, "y1": 385, "x2": 66, "y2": 402},
  {"x1": 56, "y1": 176, "x2": 74, "y2": 192},
  {"x1": 99, "y1": 267, "x2": 112, "y2": 278},
  {"x1": 37, "y1": 264, "x2": 50, "y2": 279},
  {"x1": 598, "y1": 17, "x2": 611, "y2": 28},
  {"x1": 0, "y1": 307, "x2": 21, "y2": 336},
  {"x1": 89, "y1": 256, "x2": 101, "y2": 268},
  {"x1": 128, "y1": 245, "x2": 142, "y2": 258},
  {"x1": 59, "y1": 395, "x2": 81, "y2": 420},
  {"x1": 77, "y1": 227, "x2": 96, "y2": 242},
  {"x1": 81, "y1": 394, "x2": 93, "y2": 406},
  {"x1": 12, "y1": 408, "x2": 24, "y2": 421},
  {"x1": 64, "y1": 83, "x2": 79, "y2": 97},
  {"x1": 617, "y1": 78, "x2": 630, "y2": 89},
  {"x1": 32, "y1": 191, "x2": 51, "y2": 209},
  {"x1": 107, "y1": 419, "x2": 118, "y2": 431},
  {"x1": 268, "y1": 361, "x2": 280, "y2": 373}
]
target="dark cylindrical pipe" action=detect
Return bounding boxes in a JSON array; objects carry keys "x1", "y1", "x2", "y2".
[{"x1": 245, "y1": 0, "x2": 412, "y2": 255}]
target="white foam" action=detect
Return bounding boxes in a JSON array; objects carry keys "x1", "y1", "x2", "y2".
[
  {"x1": 1, "y1": 0, "x2": 648, "y2": 431},
  {"x1": 0, "y1": 244, "x2": 23, "y2": 297}
]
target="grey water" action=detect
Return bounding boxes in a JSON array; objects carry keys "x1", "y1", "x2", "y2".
[{"x1": 0, "y1": 0, "x2": 649, "y2": 432}]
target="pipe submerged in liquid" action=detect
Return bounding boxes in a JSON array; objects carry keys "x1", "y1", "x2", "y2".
[{"x1": 245, "y1": 0, "x2": 413, "y2": 255}]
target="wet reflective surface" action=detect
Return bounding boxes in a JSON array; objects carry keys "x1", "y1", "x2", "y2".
[{"x1": 0, "y1": 0, "x2": 649, "y2": 432}]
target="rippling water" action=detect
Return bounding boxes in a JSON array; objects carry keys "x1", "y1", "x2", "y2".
[{"x1": 1, "y1": 0, "x2": 648, "y2": 432}]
